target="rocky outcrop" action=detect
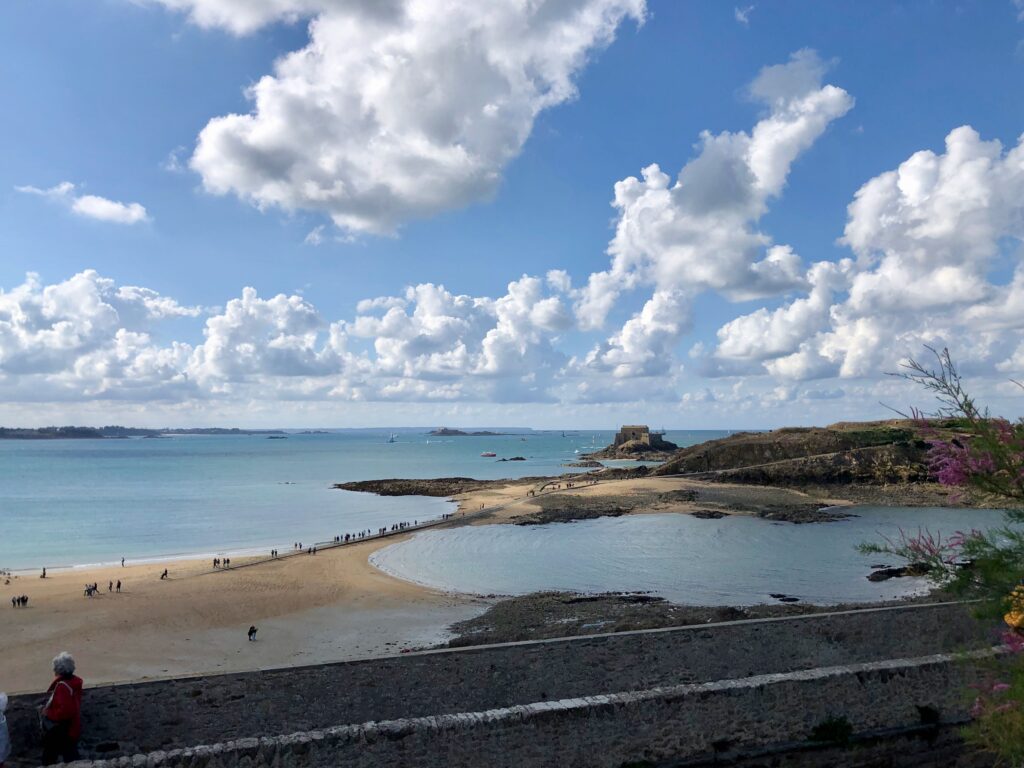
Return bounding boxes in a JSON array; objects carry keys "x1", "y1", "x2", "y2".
[
  {"x1": 513, "y1": 489, "x2": 697, "y2": 525},
  {"x1": 585, "y1": 434, "x2": 678, "y2": 461},
  {"x1": 755, "y1": 504, "x2": 856, "y2": 524},
  {"x1": 867, "y1": 563, "x2": 930, "y2": 581},
  {"x1": 335, "y1": 478, "x2": 499, "y2": 497},
  {"x1": 651, "y1": 420, "x2": 974, "y2": 488},
  {"x1": 686, "y1": 443, "x2": 932, "y2": 487}
]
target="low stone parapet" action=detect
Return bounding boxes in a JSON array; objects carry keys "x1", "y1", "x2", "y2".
[
  {"x1": 64, "y1": 650, "x2": 996, "y2": 768},
  {"x1": 6, "y1": 602, "x2": 992, "y2": 765}
]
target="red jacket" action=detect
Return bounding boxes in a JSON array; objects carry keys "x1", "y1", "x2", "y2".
[{"x1": 43, "y1": 675, "x2": 83, "y2": 740}]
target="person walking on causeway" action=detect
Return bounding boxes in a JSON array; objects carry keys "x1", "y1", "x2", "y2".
[{"x1": 40, "y1": 651, "x2": 83, "y2": 765}]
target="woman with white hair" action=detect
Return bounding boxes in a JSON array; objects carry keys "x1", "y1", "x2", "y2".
[
  {"x1": 40, "y1": 652, "x2": 82, "y2": 764},
  {"x1": 0, "y1": 691, "x2": 10, "y2": 768}
]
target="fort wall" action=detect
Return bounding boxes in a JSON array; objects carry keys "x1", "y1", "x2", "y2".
[
  {"x1": 6, "y1": 602, "x2": 994, "y2": 766},
  {"x1": 60, "y1": 652, "x2": 995, "y2": 768}
]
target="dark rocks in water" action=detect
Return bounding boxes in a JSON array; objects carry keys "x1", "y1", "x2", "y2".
[
  {"x1": 336, "y1": 477, "x2": 496, "y2": 497},
  {"x1": 769, "y1": 593, "x2": 801, "y2": 603},
  {"x1": 867, "y1": 563, "x2": 930, "y2": 581},
  {"x1": 428, "y1": 428, "x2": 508, "y2": 436},
  {"x1": 515, "y1": 506, "x2": 627, "y2": 525},
  {"x1": 691, "y1": 510, "x2": 726, "y2": 519},
  {"x1": 563, "y1": 460, "x2": 603, "y2": 468},
  {"x1": 755, "y1": 504, "x2": 855, "y2": 524},
  {"x1": 497, "y1": 456, "x2": 526, "y2": 462},
  {"x1": 336, "y1": 473, "x2": 594, "y2": 499}
]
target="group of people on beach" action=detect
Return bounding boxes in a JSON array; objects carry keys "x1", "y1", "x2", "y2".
[
  {"x1": 10, "y1": 595, "x2": 29, "y2": 608},
  {"x1": 83, "y1": 581, "x2": 121, "y2": 597},
  {"x1": 195, "y1": 511, "x2": 464, "y2": 571}
]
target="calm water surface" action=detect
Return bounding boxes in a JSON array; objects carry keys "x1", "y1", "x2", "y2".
[
  {"x1": 370, "y1": 507, "x2": 1008, "y2": 606},
  {"x1": 0, "y1": 429, "x2": 724, "y2": 569}
]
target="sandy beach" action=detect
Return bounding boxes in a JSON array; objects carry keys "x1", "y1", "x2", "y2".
[
  {"x1": 0, "y1": 475, "x2": 848, "y2": 694},
  {"x1": 0, "y1": 533, "x2": 490, "y2": 694}
]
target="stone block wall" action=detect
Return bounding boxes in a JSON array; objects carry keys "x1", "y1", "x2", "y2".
[
  {"x1": 6, "y1": 602, "x2": 990, "y2": 764},
  {"x1": 70, "y1": 651, "x2": 991, "y2": 768}
]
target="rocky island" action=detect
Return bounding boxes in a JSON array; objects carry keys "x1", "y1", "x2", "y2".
[
  {"x1": 428, "y1": 427, "x2": 510, "y2": 436},
  {"x1": 584, "y1": 424, "x2": 678, "y2": 460}
]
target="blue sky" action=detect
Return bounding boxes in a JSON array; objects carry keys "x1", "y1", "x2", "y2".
[{"x1": 1, "y1": 0, "x2": 1023, "y2": 428}]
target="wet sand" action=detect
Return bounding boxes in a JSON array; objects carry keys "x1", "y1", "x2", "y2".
[{"x1": 1, "y1": 535, "x2": 488, "y2": 694}]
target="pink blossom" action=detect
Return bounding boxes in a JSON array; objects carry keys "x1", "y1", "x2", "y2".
[{"x1": 1000, "y1": 630, "x2": 1024, "y2": 654}]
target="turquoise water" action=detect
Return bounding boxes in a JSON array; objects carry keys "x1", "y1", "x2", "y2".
[
  {"x1": 370, "y1": 506, "x2": 1008, "y2": 606},
  {"x1": 0, "y1": 429, "x2": 726, "y2": 570}
]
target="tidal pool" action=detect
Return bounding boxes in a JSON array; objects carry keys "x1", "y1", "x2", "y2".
[{"x1": 370, "y1": 506, "x2": 1007, "y2": 605}]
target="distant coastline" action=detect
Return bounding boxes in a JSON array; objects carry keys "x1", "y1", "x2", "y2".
[
  {"x1": 0, "y1": 426, "x2": 288, "y2": 440},
  {"x1": 428, "y1": 427, "x2": 510, "y2": 436}
]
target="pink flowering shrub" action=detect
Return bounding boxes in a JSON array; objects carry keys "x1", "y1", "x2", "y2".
[
  {"x1": 966, "y1": 649, "x2": 1024, "y2": 765},
  {"x1": 860, "y1": 348, "x2": 1024, "y2": 763}
]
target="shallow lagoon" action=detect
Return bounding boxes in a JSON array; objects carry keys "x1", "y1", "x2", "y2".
[{"x1": 370, "y1": 506, "x2": 1007, "y2": 605}]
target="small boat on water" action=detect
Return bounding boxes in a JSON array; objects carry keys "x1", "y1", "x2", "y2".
[
  {"x1": 480, "y1": 451, "x2": 497, "y2": 457},
  {"x1": 387, "y1": 432, "x2": 397, "y2": 443}
]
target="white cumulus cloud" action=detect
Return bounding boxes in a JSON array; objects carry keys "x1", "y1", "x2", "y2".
[
  {"x1": 575, "y1": 50, "x2": 852, "y2": 375},
  {"x1": 155, "y1": 0, "x2": 644, "y2": 235},
  {"x1": 16, "y1": 182, "x2": 149, "y2": 224},
  {"x1": 713, "y1": 125, "x2": 1024, "y2": 382}
]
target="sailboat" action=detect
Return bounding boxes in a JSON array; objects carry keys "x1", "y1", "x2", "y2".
[{"x1": 386, "y1": 432, "x2": 397, "y2": 443}]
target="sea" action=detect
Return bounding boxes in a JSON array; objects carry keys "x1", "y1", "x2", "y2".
[
  {"x1": 0, "y1": 428, "x2": 710, "y2": 571},
  {"x1": 1, "y1": 429, "x2": 1006, "y2": 606}
]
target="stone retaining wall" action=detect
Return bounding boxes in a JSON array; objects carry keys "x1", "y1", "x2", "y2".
[
  {"x1": 6, "y1": 602, "x2": 990, "y2": 764},
  {"x1": 69, "y1": 651, "x2": 993, "y2": 768}
]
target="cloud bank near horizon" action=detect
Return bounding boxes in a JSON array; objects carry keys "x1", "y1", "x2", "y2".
[
  {"x1": 8, "y1": 48, "x2": 1024, "y2": 428},
  {"x1": 6, "y1": 37, "x2": 1024, "y2": 425}
]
